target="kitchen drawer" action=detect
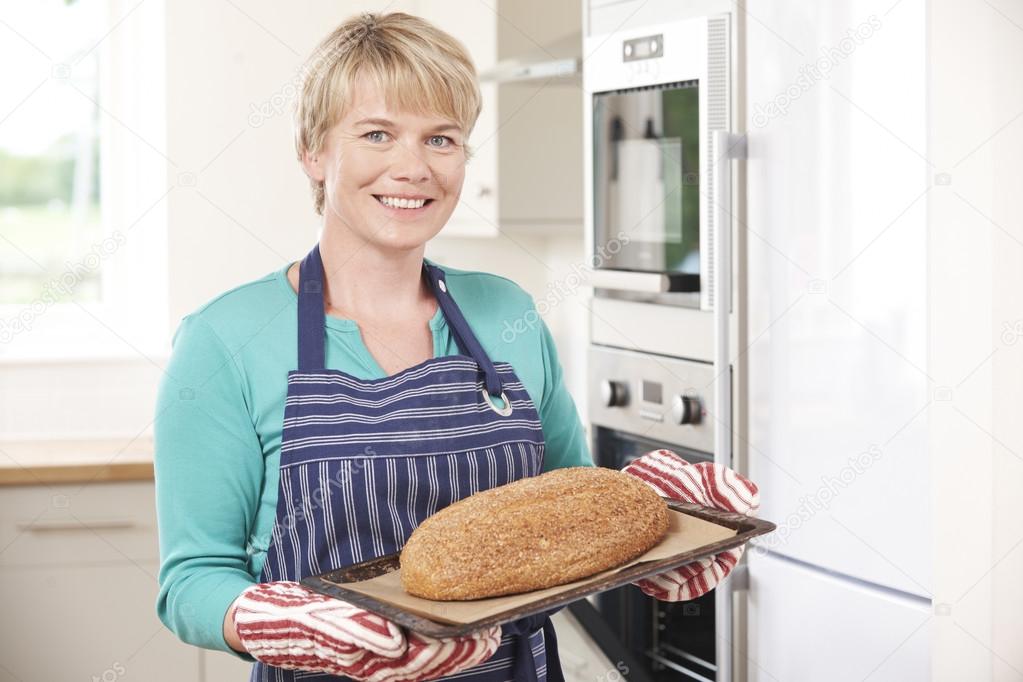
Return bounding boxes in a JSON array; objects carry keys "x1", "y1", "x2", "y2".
[
  {"x1": 0, "y1": 481, "x2": 159, "y2": 567},
  {"x1": 0, "y1": 560, "x2": 197, "y2": 681},
  {"x1": 747, "y1": 551, "x2": 931, "y2": 681},
  {"x1": 202, "y1": 647, "x2": 254, "y2": 679}
]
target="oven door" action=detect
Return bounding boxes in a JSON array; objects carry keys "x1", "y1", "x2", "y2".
[
  {"x1": 592, "y1": 81, "x2": 701, "y2": 293},
  {"x1": 590, "y1": 425, "x2": 719, "y2": 682}
]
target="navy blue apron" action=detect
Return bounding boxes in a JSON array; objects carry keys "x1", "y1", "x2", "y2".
[{"x1": 251, "y1": 244, "x2": 564, "y2": 682}]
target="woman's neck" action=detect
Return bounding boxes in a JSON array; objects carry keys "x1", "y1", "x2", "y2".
[{"x1": 317, "y1": 226, "x2": 433, "y2": 323}]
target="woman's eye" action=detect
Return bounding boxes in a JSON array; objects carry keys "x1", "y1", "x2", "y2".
[
  {"x1": 365, "y1": 130, "x2": 389, "y2": 143},
  {"x1": 427, "y1": 135, "x2": 453, "y2": 148}
]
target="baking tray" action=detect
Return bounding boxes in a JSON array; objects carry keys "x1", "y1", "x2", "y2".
[{"x1": 302, "y1": 499, "x2": 775, "y2": 637}]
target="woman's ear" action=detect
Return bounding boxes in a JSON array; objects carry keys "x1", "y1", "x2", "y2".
[{"x1": 300, "y1": 147, "x2": 326, "y2": 183}]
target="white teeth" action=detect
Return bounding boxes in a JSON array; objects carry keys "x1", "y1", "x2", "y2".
[{"x1": 377, "y1": 195, "x2": 427, "y2": 209}]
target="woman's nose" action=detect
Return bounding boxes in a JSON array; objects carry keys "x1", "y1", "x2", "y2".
[{"x1": 388, "y1": 142, "x2": 432, "y2": 184}]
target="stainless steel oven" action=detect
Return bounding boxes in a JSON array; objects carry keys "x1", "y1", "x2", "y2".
[
  {"x1": 575, "y1": 344, "x2": 723, "y2": 681},
  {"x1": 579, "y1": 12, "x2": 745, "y2": 681},
  {"x1": 584, "y1": 15, "x2": 731, "y2": 311}
]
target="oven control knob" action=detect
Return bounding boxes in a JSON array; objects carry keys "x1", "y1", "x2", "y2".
[
  {"x1": 600, "y1": 380, "x2": 629, "y2": 408},
  {"x1": 671, "y1": 395, "x2": 702, "y2": 425}
]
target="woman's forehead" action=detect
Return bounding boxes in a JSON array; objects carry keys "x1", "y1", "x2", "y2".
[{"x1": 342, "y1": 76, "x2": 461, "y2": 130}]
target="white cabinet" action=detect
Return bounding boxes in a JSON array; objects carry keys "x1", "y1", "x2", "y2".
[
  {"x1": 0, "y1": 481, "x2": 201, "y2": 681},
  {"x1": 1, "y1": 563, "x2": 196, "y2": 681},
  {"x1": 202, "y1": 648, "x2": 255, "y2": 679}
]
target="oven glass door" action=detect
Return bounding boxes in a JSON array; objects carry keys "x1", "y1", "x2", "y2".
[
  {"x1": 592, "y1": 426, "x2": 717, "y2": 680},
  {"x1": 593, "y1": 81, "x2": 700, "y2": 284}
]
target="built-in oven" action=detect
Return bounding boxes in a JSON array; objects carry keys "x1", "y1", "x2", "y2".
[
  {"x1": 587, "y1": 433, "x2": 718, "y2": 682},
  {"x1": 570, "y1": 344, "x2": 722, "y2": 681},
  {"x1": 579, "y1": 12, "x2": 745, "y2": 681},
  {"x1": 584, "y1": 15, "x2": 731, "y2": 311}
]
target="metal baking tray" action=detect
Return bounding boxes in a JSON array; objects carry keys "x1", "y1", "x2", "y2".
[{"x1": 301, "y1": 499, "x2": 775, "y2": 637}]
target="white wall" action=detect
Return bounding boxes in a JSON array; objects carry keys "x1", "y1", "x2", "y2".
[{"x1": 928, "y1": 0, "x2": 1023, "y2": 680}]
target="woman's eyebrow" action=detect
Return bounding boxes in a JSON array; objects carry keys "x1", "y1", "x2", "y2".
[
  {"x1": 427, "y1": 123, "x2": 460, "y2": 133},
  {"x1": 353, "y1": 117, "x2": 459, "y2": 134},
  {"x1": 353, "y1": 117, "x2": 395, "y2": 127}
]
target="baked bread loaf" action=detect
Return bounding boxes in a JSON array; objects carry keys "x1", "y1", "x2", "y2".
[{"x1": 399, "y1": 466, "x2": 669, "y2": 600}]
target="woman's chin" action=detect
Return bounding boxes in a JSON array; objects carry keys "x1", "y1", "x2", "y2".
[
  {"x1": 324, "y1": 212, "x2": 441, "y2": 249},
  {"x1": 366, "y1": 225, "x2": 445, "y2": 252}
]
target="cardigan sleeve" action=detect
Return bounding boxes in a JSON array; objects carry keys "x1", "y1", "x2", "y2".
[
  {"x1": 535, "y1": 314, "x2": 595, "y2": 471},
  {"x1": 153, "y1": 314, "x2": 260, "y2": 662}
]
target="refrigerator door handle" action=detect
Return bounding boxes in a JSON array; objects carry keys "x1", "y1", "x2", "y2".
[
  {"x1": 729, "y1": 562, "x2": 750, "y2": 592},
  {"x1": 711, "y1": 129, "x2": 746, "y2": 461},
  {"x1": 711, "y1": 129, "x2": 747, "y2": 682}
]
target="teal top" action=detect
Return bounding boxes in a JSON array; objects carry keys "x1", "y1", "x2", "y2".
[{"x1": 153, "y1": 257, "x2": 594, "y2": 659}]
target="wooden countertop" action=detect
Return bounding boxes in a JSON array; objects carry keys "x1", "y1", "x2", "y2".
[{"x1": 0, "y1": 437, "x2": 154, "y2": 486}]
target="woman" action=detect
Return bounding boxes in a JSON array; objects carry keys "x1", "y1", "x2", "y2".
[{"x1": 154, "y1": 12, "x2": 759, "y2": 682}]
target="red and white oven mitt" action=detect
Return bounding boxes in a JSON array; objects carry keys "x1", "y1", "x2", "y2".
[
  {"x1": 621, "y1": 449, "x2": 760, "y2": 602},
  {"x1": 232, "y1": 581, "x2": 501, "y2": 681}
]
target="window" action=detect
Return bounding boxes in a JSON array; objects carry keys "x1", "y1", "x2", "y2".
[
  {"x1": 0, "y1": 0, "x2": 105, "y2": 305},
  {"x1": 0, "y1": 0, "x2": 168, "y2": 359}
]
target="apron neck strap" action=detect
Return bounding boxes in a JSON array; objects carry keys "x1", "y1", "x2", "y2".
[
  {"x1": 424, "y1": 262, "x2": 504, "y2": 398},
  {"x1": 296, "y1": 245, "x2": 505, "y2": 397},
  {"x1": 297, "y1": 244, "x2": 326, "y2": 372}
]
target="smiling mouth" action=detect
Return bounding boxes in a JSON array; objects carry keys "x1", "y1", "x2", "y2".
[{"x1": 372, "y1": 195, "x2": 435, "y2": 210}]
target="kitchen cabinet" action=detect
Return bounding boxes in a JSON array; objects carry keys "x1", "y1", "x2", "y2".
[
  {"x1": 2, "y1": 563, "x2": 196, "y2": 681},
  {"x1": 202, "y1": 648, "x2": 254, "y2": 679},
  {"x1": 0, "y1": 481, "x2": 200, "y2": 681}
]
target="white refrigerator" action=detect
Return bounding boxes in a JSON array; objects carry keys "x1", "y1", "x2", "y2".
[{"x1": 741, "y1": 1, "x2": 932, "y2": 680}]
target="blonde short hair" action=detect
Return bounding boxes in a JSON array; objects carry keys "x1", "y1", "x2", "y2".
[{"x1": 294, "y1": 12, "x2": 482, "y2": 215}]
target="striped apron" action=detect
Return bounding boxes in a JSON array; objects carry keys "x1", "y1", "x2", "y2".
[{"x1": 251, "y1": 244, "x2": 564, "y2": 682}]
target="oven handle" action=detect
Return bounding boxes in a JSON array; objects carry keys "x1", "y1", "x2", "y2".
[
  {"x1": 587, "y1": 270, "x2": 674, "y2": 293},
  {"x1": 711, "y1": 128, "x2": 747, "y2": 682},
  {"x1": 587, "y1": 270, "x2": 701, "y2": 293}
]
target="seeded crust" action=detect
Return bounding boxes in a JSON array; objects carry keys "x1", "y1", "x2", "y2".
[{"x1": 399, "y1": 466, "x2": 670, "y2": 600}]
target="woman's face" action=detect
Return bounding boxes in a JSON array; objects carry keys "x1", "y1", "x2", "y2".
[{"x1": 304, "y1": 77, "x2": 467, "y2": 252}]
